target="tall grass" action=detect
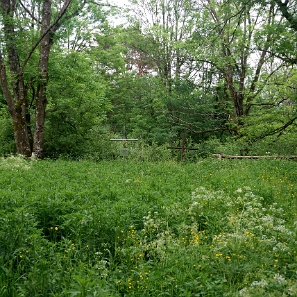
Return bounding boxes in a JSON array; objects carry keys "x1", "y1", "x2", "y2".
[{"x1": 0, "y1": 156, "x2": 296, "y2": 296}]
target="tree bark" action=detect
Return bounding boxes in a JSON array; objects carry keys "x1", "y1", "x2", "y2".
[
  {"x1": 31, "y1": 0, "x2": 74, "y2": 158},
  {"x1": 0, "y1": 0, "x2": 32, "y2": 156},
  {"x1": 32, "y1": 0, "x2": 52, "y2": 158}
]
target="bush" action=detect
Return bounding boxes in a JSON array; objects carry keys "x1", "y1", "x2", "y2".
[{"x1": 0, "y1": 107, "x2": 15, "y2": 156}]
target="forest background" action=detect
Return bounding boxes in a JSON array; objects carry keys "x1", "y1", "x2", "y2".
[{"x1": 0, "y1": 0, "x2": 296, "y2": 160}]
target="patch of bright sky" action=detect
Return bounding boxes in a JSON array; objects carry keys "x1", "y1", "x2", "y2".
[
  {"x1": 107, "y1": 0, "x2": 130, "y2": 26},
  {"x1": 109, "y1": 0, "x2": 129, "y2": 6}
]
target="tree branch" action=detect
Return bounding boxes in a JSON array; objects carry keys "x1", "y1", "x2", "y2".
[
  {"x1": 19, "y1": 0, "x2": 74, "y2": 77},
  {"x1": 256, "y1": 47, "x2": 297, "y2": 64},
  {"x1": 274, "y1": 0, "x2": 297, "y2": 31},
  {"x1": 251, "y1": 116, "x2": 297, "y2": 142},
  {"x1": 86, "y1": 0, "x2": 117, "y2": 8},
  {"x1": 168, "y1": 113, "x2": 233, "y2": 135},
  {"x1": 19, "y1": 0, "x2": 42, "y2": 24}
]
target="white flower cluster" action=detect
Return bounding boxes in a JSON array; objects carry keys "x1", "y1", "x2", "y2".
[
  {"x1": 273, "y1": 273, "x2": 286, "y2": 284},
  {"x1": 250, "y1": 279, "x2": 268, "y2": 288},
  {"x1": 0, "y1": 155, "x2": 32, "y2": 170},
  {"x1": 239, "y1": 273, "x2": 291, "y2": 296},
  {"x1": 141, "y1": 211, "x2": 179, "y2": 260},
  {"x1": 193, "y1": 187, "x2": 297, "y2": 296}
]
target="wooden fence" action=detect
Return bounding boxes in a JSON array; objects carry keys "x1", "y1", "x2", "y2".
[{"x1": 212, "y1": 153, "x2": 297, "y2": 160}]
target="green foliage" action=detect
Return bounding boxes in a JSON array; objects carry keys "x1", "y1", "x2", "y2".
[
  {"x1": 0, "y1": 158, "x2": 297, "y2": 296},
  {"x1": 106, "y1": 75, "x2": 172, "y2": 145},
  {"x1": 45, "y1": 50, "x2": 112, "y2": 159},
  {"x1": 0, "y1": 105, "x2": 15, "y2": 156},
  {"x1": 237, "y1": 75, "x2": 297, "y2": 155},
  {"x1": 122, "y1": 141, "x2": 172, "y2": 162},
  {"x1": 2, "y1": 0, "x2": 296, "y2": 160},
  {"x1": 92, "y1": 25, "x2": 127, "y2": 76}
]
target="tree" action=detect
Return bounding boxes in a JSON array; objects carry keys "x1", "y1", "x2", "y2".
[
  {"x1": 252, "y1": 0, "x2": 297, "y2": 65},
  {"x1": 127, "y1": 0, "x2": 198, "y2": 89},
  {"x1": 272, "y1": 0, "x2": 297, "y2": 64},
  {"x1": 198, "y1": 1, "x2": 288, "y2": 121},
  {"x1": 90, "y1": 27, "x2": 172, "y2": 144},
  {"x1": 274, "y1": 0, "x2": 297, "y2": 32},
  {"x1": 0, "y1": 0, "x2": 111, "y2": 158},
  {"x1": 43, "y1": 50, "x2": 112, "y2": 158},
  {"x1": 120, "y1": 0, "x2": 222, "y2": 142},
  {"x1": 0, "y1": 0, "x2": 76, "y2": 158}
]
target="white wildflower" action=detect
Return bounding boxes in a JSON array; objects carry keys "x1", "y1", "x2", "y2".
[
  {"x1": 273, "y1": 225, "x2": 293, "y2": 235},
  {"x1": 239, "y1": 288, "x2": 248, "y2": 295},
  {"x1": 250, "y1": 279, "x2": 268, "y2": 288},
  {"x1": 273, "y1": 273, "x2": 286, "y2": 284},
  {"x1": 273, "y1": 242, "x2": 289, "y2": 252}
]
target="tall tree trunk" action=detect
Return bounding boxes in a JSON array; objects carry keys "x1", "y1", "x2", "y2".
[
  {"x1": 0, "y1": 56, "x2": 31, "y2": 156},
  {"x1": 32, "y1": 0, "x2": 52, "y2": 158},
  {"x1": 0, "y1": 0, "x2": 31, "y2": 156}
]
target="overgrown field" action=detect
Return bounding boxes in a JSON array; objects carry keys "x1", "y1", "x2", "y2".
[{"x1": 1, "y1": 156, "x2": 297, "y2": 296}]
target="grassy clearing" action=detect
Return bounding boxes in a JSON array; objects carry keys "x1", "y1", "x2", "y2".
[{"x1": 0, "y1": 156, "x2": 297, "y2": 296}]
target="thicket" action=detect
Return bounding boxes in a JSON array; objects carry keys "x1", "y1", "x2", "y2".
[{"x1": 1, "y1": 0, "x2": 297, "y2": 160}]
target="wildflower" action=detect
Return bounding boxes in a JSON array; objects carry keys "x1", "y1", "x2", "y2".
[
  {"x1": 215, "y1": 253, "x2": 223, "y2": 258},
  {"x1": 193, "y1": 233, "x2": 199, "y2": 244},
  {"x1": 55, "y1": 227, "x2": 58, "y2": 231},
  {"x1": 273, "y1": 273, "x2": 286, "y2": 284},
  {"x1": 251, "y1": 279, "x2": 268, "y2": 288},
  {"x1": 239, "y1": 288, "x2": 247, "y2": 295}
]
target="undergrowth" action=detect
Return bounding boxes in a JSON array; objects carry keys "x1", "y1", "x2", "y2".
[{"x1": 0, "y1": 155, "x2": 296, "y2": 296}]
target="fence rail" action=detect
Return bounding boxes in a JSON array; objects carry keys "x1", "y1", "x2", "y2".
[{"x1": 212, "y1": 153, "x2": 297, "y2": 160}]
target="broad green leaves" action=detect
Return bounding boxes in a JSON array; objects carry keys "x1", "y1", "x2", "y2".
[{"x1": 45, "y1": 50, "x2": 112, "y2": 158}]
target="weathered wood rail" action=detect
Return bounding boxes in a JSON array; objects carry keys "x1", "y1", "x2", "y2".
[{"x1": 212, "y1": 153, "x2": 297, "y2": 160}]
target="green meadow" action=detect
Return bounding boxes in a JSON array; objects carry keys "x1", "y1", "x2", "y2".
[{"x1": 1, "y1": 156, "x2": 297, "y2": 296}]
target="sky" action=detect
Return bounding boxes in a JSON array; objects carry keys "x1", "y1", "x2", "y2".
[
  {"x1": 108, "y1": 0, "x2": 130, "y2": 7},
  {"x1": 107, "y1": 0, "x2": 131, "y2": 26}
]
